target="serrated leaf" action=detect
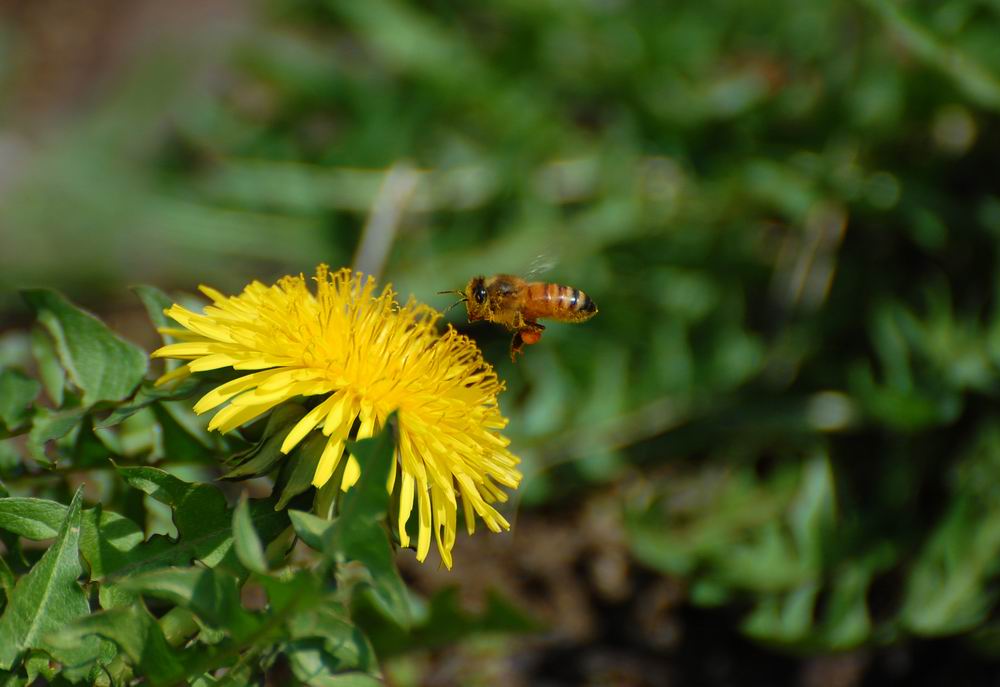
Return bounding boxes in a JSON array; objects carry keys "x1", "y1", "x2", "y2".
[
  {"x1": 21, "y1": 289, "x2": 147, "y2": 406},
  {"x1": 286, "y1": 640, "x2": 382, "y2": 687},
  {"x1": 23, "y1": 652, "x2": 56, "y2": 683},
  {"x1": 117, "y1": 464, "x2": 211, "y2": 506},
  {"x1": 0, "y1": 488, "x2": 100, "y2": 669},
  {"x1": 286, "y1": 423, "x2": 410, "y2": 628},
  {"x1": 48, "y1": 603, "x2": 190, "y2": 687},
  {"x1": 121, "y1": 567, "x2": 257, "y2": 637},
  {"x1": 30, "y1": 326, "x2": 64, "y2": 407},
  {"x1": 111, "y1": 466, "x2": 287, "y2": 584},
  {"x1": 0, "y1": 369, "x2": 40, "y2": 434},
  {"x1": 233, "y1": 496, "x2": 268, "y2": 574},
  {"x1": 118, "y1": 465, "x2": 232, "y2": 566},
  {"x1": 0, "y1": 498, "x2": 145, "y2": 578},
  {"x1": 288, "y1": 598, "x2": 377, "y2": 674},
  {"x1": 289, "y1": 501, "x2": 409, "y2": 629},
  {"x1": 26, "y1": 406, "x2": 89, "y2": 466}
]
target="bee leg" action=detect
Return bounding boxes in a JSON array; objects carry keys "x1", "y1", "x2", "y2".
[
  {"x1": 510, "y1": 332, "x2": 525, "y2": 362},
  {"x1": 510, "y1": 325, "x2": 544, "y2": 362}
]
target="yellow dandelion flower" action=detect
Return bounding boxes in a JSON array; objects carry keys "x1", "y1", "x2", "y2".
[{"x1": 151, "y1": 265, "x2": 521, "y2": 569}]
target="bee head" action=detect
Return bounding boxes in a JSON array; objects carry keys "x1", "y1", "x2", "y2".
[{"x1": 464, "y1": 276, "x2": 489, "y2": 321}]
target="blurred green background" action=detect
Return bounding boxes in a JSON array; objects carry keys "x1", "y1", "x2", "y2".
[{"x1": 4, "y1": 0, "x2": 1000, "y2": 683}]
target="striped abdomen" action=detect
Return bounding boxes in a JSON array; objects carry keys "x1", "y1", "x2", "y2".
[{"x1": 522, "y1": 282, "x2": 598, "y2": 323}]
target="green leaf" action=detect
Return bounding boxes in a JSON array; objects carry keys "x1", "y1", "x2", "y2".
[
  {"x1": 787, "y1": 455, "x2": 836, "y2": 571},
  {"x1": 0, "y1": 369, "x2": 40, "y2": 434},
  {"x1": 288, "y1": 509, "x2": 331, "y2": 551},
  {"x1": 0, "y1": 497, "x2": 146, "y2": 579},
  {"x1": 222, "y1": 404, "x2": 306, "y2": 481},
  {"x1": 258, "y1": 569, "x2": 321, "y2": 616},
  {"x1": 0, "y1": 556, "x2": 13, "y2": 610},
  {"x1": 333, "y1": 519, "x2": 408, "y2": 629},
  {"x1": 72, "y1": 418, "x2": 116, "y2": 468},
  {"x1": 47, "y1": 603, "x2": 190, "y2": 687},
  {"x1": 820, "y1": 565, "x2": 874, "y2": 649},
  {"x1": 112, "y1": 466, "x2": 288, "y2": 580},
  {"x1": 0, "y1": 445, "x2": 16, "y2": 480},
  {"x1": 117, "y1": 466, "x2": 233, "y2": 563},
  {"x1": 21, "y1": 289, "x2": 148, "y2": 406},
  {"x1": 358, "y1": 587, "x2": 540, "y2": 659},
  {"x1": 94, "y1": 379, "x2": 200, "y2": 430},
  {"x1": 286, "y1": 640, "x2": 382, "y2": 687},
  {"x1": 901, "y1": 497, "x2": 1000, "y2": 635},
  {"x1": 340, "y1": 427, "x2": 394, "y2": 523},
  {"x1": 0, "y1": 495, "x2": 150, "y2": 610},
  {"x1": 233, "y1": 496, "x2": 268, "y2": 574},
  {"x1": 0, "y1": 488, "x2": 101, "y2": 670},
  {"x1": 743, "y1": 583, "x2": 821, "y2": 644},
  {"x1": 274, "y1": 432, "x2": 326, "y2": 510},
  {"x1": 26, "y1": 406, "x2": 89, "y2": 466},
  {"x1": 23, "y1": 653, "x2": 57, "y2": 683},
  {"x1": 740, "y1": 560, "x2": 876, "y2": 650},
  {"x1": 287, "y1": 596, "x2": 377, "y2": 675},
  {"x1": 330, "y1": 422, "x2": 410, "y2": 628},
  {"x1": 30, "y1": 326, "x2": 64, "y2": 407},
  {"x1": 0, "y1": 497, "x2": 65, "y2": 539},
  {"x1": 290, "y1": 426, "x2": 409, "y2": 627},
  {"x1": 860, "y1": 0, "x2": 1000, "y2": 112},
  {"x1": 131, "y1": 285, "x2": 176, "y2": 334},
  {"x1": 0, "y1": 669, "x2": 26, "y2": 687},
  {"x1": 151, "y1": 402, "x2": 213, "y2": 462},
  {"x1": 121, "y1": 567, "x2": 257, "y2": 637},
  {"x1": 78, "y1": 507, "x2": 147, "y2": 581}
]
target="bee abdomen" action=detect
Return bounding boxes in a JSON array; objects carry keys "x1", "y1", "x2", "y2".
[
  {"x1": 568, "y1": 287, "x2": 597, "y2": 316},
  {"x1": 525, "y1": 282, "x2": 598, "y2": 322}
]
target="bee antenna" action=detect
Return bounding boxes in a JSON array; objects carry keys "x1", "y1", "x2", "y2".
[
  {"x1": 437, "y1": 289, "x2": 462, "y2": 296},
  {"x1": 442, "y1": 298, "x2": 467, "y2": 316}
]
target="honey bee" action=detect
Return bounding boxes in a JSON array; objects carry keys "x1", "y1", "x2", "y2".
[{"x1": 441, "y1": 274, "x2": 598, "y2": 361}]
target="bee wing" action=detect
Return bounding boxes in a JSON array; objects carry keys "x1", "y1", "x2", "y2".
[{"x1": 524, "y1": 253, "x2": 559, "y2": 279}]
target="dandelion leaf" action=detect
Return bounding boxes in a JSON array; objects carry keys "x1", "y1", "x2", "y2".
[
  {"x1": 21, "y1": 289, "x2": 147, "y2": 406},
  {"x1": 0, "y1": 489, "x2": 101, "y2": 670}
]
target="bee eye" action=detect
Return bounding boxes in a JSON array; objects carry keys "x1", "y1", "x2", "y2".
[{"x1": 474, "y1": 286, "x2": 487, "y2": 304}]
